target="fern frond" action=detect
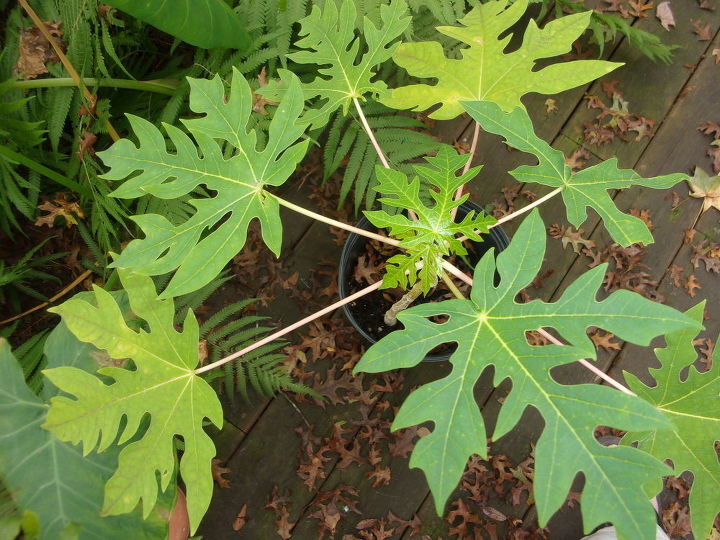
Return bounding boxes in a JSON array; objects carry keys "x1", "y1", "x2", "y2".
[{"x1": 324, "y1": 100, "x2": 441, "y2": 211}]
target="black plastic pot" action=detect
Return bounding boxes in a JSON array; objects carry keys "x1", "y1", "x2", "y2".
[{"x1": 338, "y1": 200, "x2": 510, "y2": 362}]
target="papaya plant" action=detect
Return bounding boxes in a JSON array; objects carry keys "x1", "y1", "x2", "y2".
[{"x1": 2, "y1": 0, "x2": 717, "y2": 539}]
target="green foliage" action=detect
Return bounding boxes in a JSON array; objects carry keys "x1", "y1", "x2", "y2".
[
  {"x1": 323, "y1": 99, "x2": 441, "y2": 210},
  {"x1": 104, "y1": 0, "x2": 251, "y2": 50},
  {"x1": 549, "y1": 0, "x2": 678, "y2": 63},
  {"x1": 99, "y1": 69, "x2": 308, "y2": 297},
  {"x1": 0, "y1": 338, "x2": 170, "y2": 539},
  {"x1": 355, "y1": 210, "x2": 699, "y2": 539},
  {"x1": 463, "y1": 100, "x2": 687, "y2": 246},
  {"x1": 259, "y1": 0, "x2": 411, "y2": 129},
  {"x1": 0, "y1": 80, "x2": 45, "y2": 233},
  {"x1": 198, "y1": 298, "x2": 315, "y2": 402},
  {"x1": 365, "y1": 145, "x2": 495, "y2": 293},
  {"x1": 43, "y1": 270, "x2": 223, "y2": 533},
  {"x1": 0, "y1": 238, "x2": 65, "y2": 311},
  {"x1": 623, "y1": 303, "x2": 720, "y2": 539},
  {"x1": 381, "y1": 0, "x2": 621, "y2": 120}
]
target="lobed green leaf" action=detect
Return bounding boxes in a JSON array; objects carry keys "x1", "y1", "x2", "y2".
[
  {"x1": 355, "y1": 209, "x2": 699, "y2": 539},
  {"x1": 43, "y1": 270, "x2": 223, "y2": 533},
  {"x1": 463, "y1": 100, "x2": 686, "y2": 246},
  {"x1": 623, "y1": 303, "x2": 720, "y2": 539},
  {"x1": 98, "y1": 69, "x2": 309, "y2": 297},
  {"x1": 382, "y1": 0, "x2": 621, "y2": 119},
  {"x1": 258, "y1": 0, "x2": 411, "y2": 129}
]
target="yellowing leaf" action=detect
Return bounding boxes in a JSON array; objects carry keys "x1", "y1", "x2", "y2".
[
  {"x1": 381, "y1": 0, "x2": 621, "y2": 119},
  {"x1": 43, "y1": 270, "x2": 223, "y2": 533},
  {"x1": 624, "y1": 303, "x2": 720, "y2": 539},
  {"x1": 687, "y1": 166, "x2": 720, "y2": 213},
  {"x1": 0, "y1": 338, "x2": 169, "y2": 540},
  {"x1": 355, "y1": 210, "x2": 699, "y2": 539}
]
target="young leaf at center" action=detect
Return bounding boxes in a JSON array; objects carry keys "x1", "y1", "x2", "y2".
[
  {"x1": 364, "y1": 145, "x2": 495, "y2": 293},
  {"x1": 98, "y1": 69, "x2": 309, "y2": 297},
  {"x1": 355, "y1": 209, "x2": 699, "y2": 540},
  {"x1": 43, "y1": 270, "x2": 223, "y2": 533}
]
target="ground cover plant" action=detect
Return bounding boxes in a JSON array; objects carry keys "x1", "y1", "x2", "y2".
[{"x1": 0, "y1": 0, "x2": 718, "y2": 539}]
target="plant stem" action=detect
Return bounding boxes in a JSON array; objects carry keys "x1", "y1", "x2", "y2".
[
  {"x1": 269, "y1": 191, "x2": 400, "y2": 247},
  {"x1": 450, "y1": 121, "x2": 481, "y2": 221},
  {"x1": 535, "y1": 329, "x2": 635, "y2": 396},
  {"x1": 352, "y1": 97, "x2": 390, "y2": 169},
  {"x1": 440, "y1": 271, "x2": 465, "y2": 300},
  {"x1": 454, "y1": 186, "x2": 564, "y2": 244},
  {"x1": 491, "y1": 187, "x2": 563, "y2": 228},
  {"x1": 0, "y1": 269, "x2": 92, "y2": 326},
  {"x1": 352, "y1": 96, "x2": 418, "y2": 220},
  {"x1": 384, "y1": 281, "x2": 424, "y2": 327},
  {"x1": 0, "y1": 144, "x2": 92, "y2": 197},
  {"x1": 10, "y1": 77, "x2": 179, "y2": 96},
  {"x1": 18, "y1": 0, "x2": 120, "y2": 141},
  {"x1": 195, "y1": 280, "x2": 383, "y2": 375}
]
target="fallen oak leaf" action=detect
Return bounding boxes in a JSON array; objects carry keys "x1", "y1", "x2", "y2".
[
  {"x1": 655, "y1": 1, "x2": 675, "y2": 30},
  {"x1": 275, "y1": 506, "x2": 294, "y2": 540},
  {"x1": 367, "y1": 465, "x2": 392, "y2": 488},
  {"x1": 691, "y1": 19, "x2": 713, "y2": 41},
  {"x1": 211, "y1": 459, "x2": 231, "y2": 489},
  {"x1": 685, "y1": 274, "x2": 702, "y2": 297},
  {"x1": 669, "y1": 265, "x2": 684, "y2": 287},
  {"x1": 687, "y1": 167, "x2": 720, "y2": 213},
  {"x1": 13, "y1": 20, "x2": 64, "y2": 79},
  {"x1": 591, "y1": 330, "x2": 622, "y2": 351},
  {"x1": 35, "y1": 197, "x2": 85, "y2": 228},
  {"x1": 232, "y1": 504, "x2": 248, "y2": 531}
]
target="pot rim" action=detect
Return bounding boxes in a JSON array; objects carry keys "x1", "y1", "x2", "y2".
[{"x1": 337, "y1": 200, "x2": 510, "y2": 362}]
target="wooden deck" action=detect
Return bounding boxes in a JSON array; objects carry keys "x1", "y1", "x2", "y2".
[{"x1": 198, "y1": 6, "x2": 720, "y2": 540}]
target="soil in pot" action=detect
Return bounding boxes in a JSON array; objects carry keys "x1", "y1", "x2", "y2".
[{"x1": 338, "y1": 201, "x2": 509, "y2": 362}]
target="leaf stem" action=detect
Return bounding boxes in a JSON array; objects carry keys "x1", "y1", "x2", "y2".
[
  {"x1": 18, "y1": 0, "x2": 120, "y2": 141},
  {"x1": 454, "y1": 187, "x2": 563, "y2": 244},
  {"x1": 10, "y1": 77, "x2": 180, "y2": 96},
  {"x1": 535, "y1": 329, "x2": 635, "y2": 395},
  {"x1": 491, "y1": 187, "x2": 563, "y2": 228},
  {"x1": 269, "y1": 191, "x2": 400, "y2": 247},
  {"x1": 195, "y1": 280, "x2": 383, "y2": 374},
  {"x1": 0, "y1": 144, "x2": 92, "y2": 197},
  {"x1": 451, "y1": 121, "x2": 481, "y2": 221},
  {"x1": 440, "y1": 271, "x2": 466, "y2": 300},
  {"x1": 352, "y1": 97, "x2": 390, "y2": 169},
  {"x1": 352, "y1": 96, "x2": 418, "y2": 221}
]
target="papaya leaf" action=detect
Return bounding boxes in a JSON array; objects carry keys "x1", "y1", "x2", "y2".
[
  {"x1": 354, "y1": 210, "x2": 699, "y2": 539},
  {"x1": 0, "y1": 339, "x2": 169, "y2": 540},
  {"x1": 364, "y1": 145, "x2": 495, "y2": 293},
  {"x1": 258, "y1": 0, "x2": 411, "y2": 129},
  {"x1": 463, "y1": 100, "x2": 686, "y2": 246},
  {"x1": 98, "y1": 69, "x2": 308, "y2": 297},
  {"x1": 381, "y1": 0, "x2": 621, "y2": 120},
  {"x1": 103, "y1": 0, "x2": 251, "y2": 50},
  {"x1": 43, "y1": 270, "x2": 223, "y2": 533},
  {"x1": 623, "y1": 303, "x2": 720, "y2": 539}
]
